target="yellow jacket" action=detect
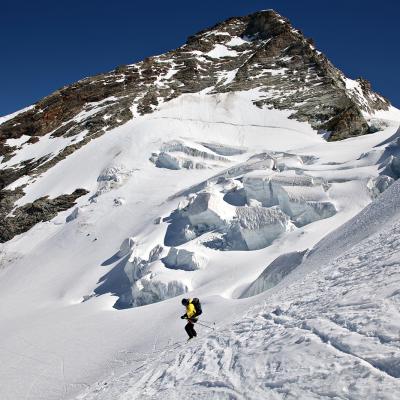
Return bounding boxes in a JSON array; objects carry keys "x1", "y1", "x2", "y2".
[{"x1": 186, "y1": 299, "x2": 196, "y2": 318}]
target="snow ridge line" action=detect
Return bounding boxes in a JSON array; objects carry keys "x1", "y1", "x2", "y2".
[{"x1": 147, "y1": 116, "x2": 307, "y2": 133}]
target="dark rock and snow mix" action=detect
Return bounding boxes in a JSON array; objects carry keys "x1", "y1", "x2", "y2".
[
  {"x1": 0, "y1": 10, "x2": 391, "y2": 242},
  {"x1": 1, "y1": 9, "x2": 400, "y2": 400}
]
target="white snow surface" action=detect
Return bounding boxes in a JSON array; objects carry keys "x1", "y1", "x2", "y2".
[
  {"x1": 78, "y1": 179, "x2": 400, "y2": 400},
  {"x1": 206, "y1": 44, "x2": 238, "y2": 58},
  {"x1": 1, "y1": 90, "x2": 400, "y2": 399}
]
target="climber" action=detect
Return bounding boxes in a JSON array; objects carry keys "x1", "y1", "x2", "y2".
[{"x1": 180, "y1": 297, "x2": 202, "y2": 340}]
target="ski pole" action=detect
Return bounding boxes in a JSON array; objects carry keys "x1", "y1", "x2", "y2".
[
  {"x1": 195, "y1": 321, "x2": 216, "y2": 330},
  {"x1": 198, "y1": 319, "x2": 214, "y2": 324}
]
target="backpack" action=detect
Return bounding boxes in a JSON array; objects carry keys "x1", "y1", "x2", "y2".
[{"x1": 192, "y1": 298, "x2": 202, "y2": 316}]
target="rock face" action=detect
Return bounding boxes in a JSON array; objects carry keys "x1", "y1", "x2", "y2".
[
  {"x1": 0, "y1": 189, "x2": 88, "y2": 242},
  {"x1": 0, "y1": 9, "x2": 390, "y2": 242}
]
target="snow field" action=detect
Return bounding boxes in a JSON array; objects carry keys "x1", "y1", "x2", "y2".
[
  {"x1": 0, "y1": 90, "x2": 399, "y2": 399},
  {"x1": 78, "y1": 180, "x2": 400, "y2": 400}
]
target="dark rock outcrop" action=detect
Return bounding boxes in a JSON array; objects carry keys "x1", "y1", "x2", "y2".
[{"x1": 0, "y1": 189, "x2": 88, "y2": 242}]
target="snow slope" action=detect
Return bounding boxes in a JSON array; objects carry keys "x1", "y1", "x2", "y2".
[
  {"x1": 0, "y1": 88, "x2": 400, "y2": 400},
  {"x1": 77, "y1": 176, "x2": 400, "y2": 400}
]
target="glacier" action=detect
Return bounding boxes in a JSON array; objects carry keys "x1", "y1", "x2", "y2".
[{"x1": 1, "y1": 89, "x2": 399, "y2": 400}]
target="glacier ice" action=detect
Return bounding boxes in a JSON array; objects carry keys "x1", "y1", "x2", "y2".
[
  {"x1": 159, "y1": 140, "x2": 228, "y2": 161},
  {"x1": 367, "y1": 175, "x2": 394, "y2": 198},
  {"x1": 150, "y1": 140, "x2": 230, "y2": 170},
  {"x1": 200, "y1": 141, "x2": 247, "y2": 156},
  {"x1": 130, "y1": 276, "x2": 188, "y2": 307},
  {"x1": 241, "y1": 250, "x2": 307, "y2": 297},
  {"x1": 118, "y1": 237, "x2": 136, "y2": 258},
  {"x1": 123, "y1": 243, "x2": 164, "y2": 283},
  {"x1": 162, "y1": 247, "x2": 208, "y2": 271},
  {"x1": 151, "y1": 151, "x2": 207, "y2": 170},
  {"x1": 276, "y1": 154, "x2": 304, "y2": 171},
  {"x1": 222, "y1": 179, "x2": 247, "y2": 206},
  {"x1": 66, "y1": 207, "x2": 81, "y2": 222},
  {"x1": 120, "y1": 243, "x2": 194, "y2": 308},
  {"x1": 243, "y1": 170, "x2": 336, "y2": 226},
  {"x1": 232, "y1": 206, "x2": 295, "y2": 250},
  {"x1": 243, "y1": 170, "x2": 316, "y2": 207},
  {"x1": 186, "y1": 191, "x2": 236, "y2": 229},
  {"x1": 166, "y1": 189, "x2": 295, "y2": 251},
  {"x1": 163, "y1": 151, "x2": 337, "y2": 252},
  {"x1": 148, "y1": 244, "x2": 164, "y2": 262},
  {"x1": 278, "y1": 186, "x2": 336, "y2": 226},
  {"x1": 119, "y1": 242, "x2": 196, "y2": 308},
  {"x1": 90, "y1": 164, "x2": 134, "y2": 201},
  {"x1": 382, "y1": 155, "x2": 400, "y2": 179}
]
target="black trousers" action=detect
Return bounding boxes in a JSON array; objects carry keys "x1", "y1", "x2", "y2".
[{"x1": 185, "y1": 320, "x2": 197, "y2": 338}]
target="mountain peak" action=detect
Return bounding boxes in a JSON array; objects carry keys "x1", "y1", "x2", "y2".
[
  {"x1": 243, "y1": 9, "x2": 292, "y2": 39},
  {"x1": 186, "y1": 9, "x2": 294, "y2": 44},
  {"x1": 0, "y1": 9, "x2": 392, "y2": 227}
]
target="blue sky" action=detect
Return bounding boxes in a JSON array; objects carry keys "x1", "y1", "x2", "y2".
[{"x1": 1, "y1": 0, "x2": 399, "y2": 116}]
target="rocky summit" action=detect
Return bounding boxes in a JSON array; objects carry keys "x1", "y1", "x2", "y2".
[{"x1": 0, "y1": 10, "x2": 391, "y2": 242}]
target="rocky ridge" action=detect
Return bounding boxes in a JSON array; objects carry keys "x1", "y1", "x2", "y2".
[{"x1": 0, "y1": 9, "x2": 391, "y2": 242}]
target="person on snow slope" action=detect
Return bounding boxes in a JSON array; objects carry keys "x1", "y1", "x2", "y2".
[{"x1": 181, "y1": 298, "x2": 200, "y2": 340}]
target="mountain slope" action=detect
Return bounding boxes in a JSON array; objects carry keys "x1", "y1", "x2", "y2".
[
  {"x1": 78, "y1": 180, "x2": 400, "y2": 400},
  {"x1": 0, "y1": 9, "x2": 400, "y2": 400}
]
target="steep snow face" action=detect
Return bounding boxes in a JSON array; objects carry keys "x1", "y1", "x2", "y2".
[{"x1": 241, "y1": 250, "x2": 307, "y2": 297}]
